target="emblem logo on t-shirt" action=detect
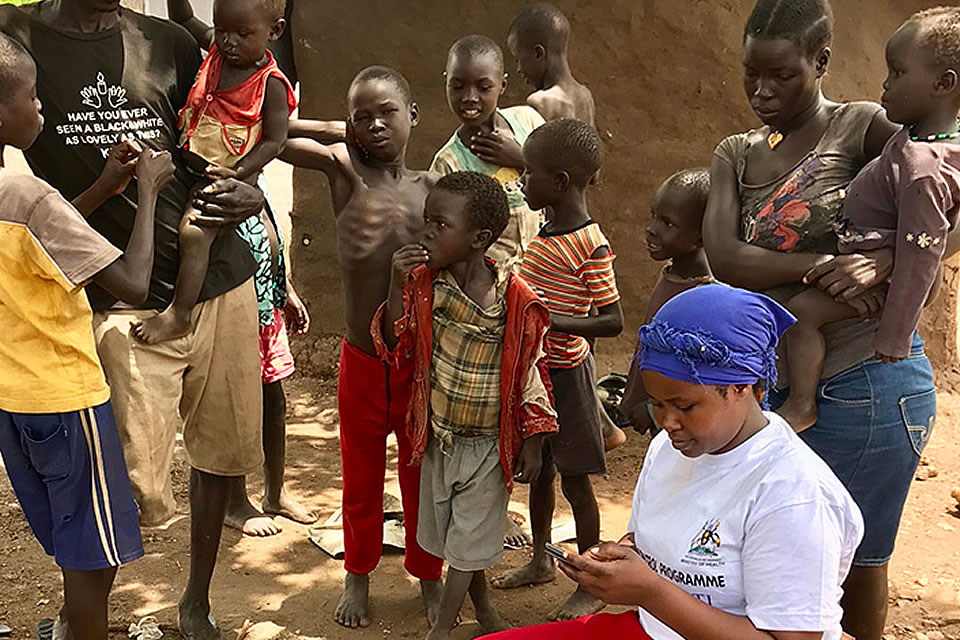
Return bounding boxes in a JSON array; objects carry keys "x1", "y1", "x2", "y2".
[
  {"x1": 683, "y1": 519, "x2": 724, "y2": 567},
  {"x1": 80, "y1": 72, "x2": 128, "y2": 110}
]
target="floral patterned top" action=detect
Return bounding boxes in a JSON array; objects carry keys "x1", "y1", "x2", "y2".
[{"x1": 714, "y1": 101, "x2": 885, "y2": 380}]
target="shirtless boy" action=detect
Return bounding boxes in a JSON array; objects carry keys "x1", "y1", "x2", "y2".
[
  {"x1": 507, "y1": 3, "x2": 596, "y2": 125},
  {"x1": 280, "y1": 66, "x2": 443, "y2": 629}
]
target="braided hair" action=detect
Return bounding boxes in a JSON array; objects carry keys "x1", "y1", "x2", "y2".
[{"x1": 744, "y1": 0, "x2": 834, "y2": 59}]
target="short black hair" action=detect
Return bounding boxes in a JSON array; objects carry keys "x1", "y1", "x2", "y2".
[
  {"x1": 0, "y1": 33, "x2": 32, "y2": 103},
  {"x1": 743, "y1": 0, "x2": 834, "y2": 59},
  {"x1": 909, "y1": 7, "x2": 960, "y2": 70},
  {"x1": 435, "y1": 171, "x2": 510, "y2": 248},
  {"x1": 509, "y1": 3, "x2": 571, "y2": 53},
  {"x1": 525, "y1": 118, "x2": 602, "y2": 186},
  {"x1": 260, "y1": 0, "x2": 286, "y2": 21},
  {"x1": 447, "y1": 35, "x2": 504, "y2": 76},
  {"x1": 662, "y1": 167, "x2": 710, "y2": 222},
  {"x1": 349, "y1": 65, "x2": 412, "y2": 105}
]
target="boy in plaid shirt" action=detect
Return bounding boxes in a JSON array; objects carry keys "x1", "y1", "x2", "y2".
[{"x1": 373, "y1": 171, "x2": 558, "y2": 639}]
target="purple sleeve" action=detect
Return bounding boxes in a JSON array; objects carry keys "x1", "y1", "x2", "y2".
[{"x1": 876, "y1": 176, "x2": 952, "y2": 357}]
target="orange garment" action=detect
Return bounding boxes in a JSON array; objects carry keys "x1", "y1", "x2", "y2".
[
  {"x1": 178, "y1": 44, "x2": 297, "y2": 168},
  {"x1": 371, "y1": 262, "x2": 558, "y2": 492},
  {"x1": 519, "y1": 222, "x2": 620, "y2": 368}
]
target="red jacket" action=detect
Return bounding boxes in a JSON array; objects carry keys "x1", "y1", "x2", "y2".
[{"x1": 371, "y1": 264, "x2": 558, "y2": 492}]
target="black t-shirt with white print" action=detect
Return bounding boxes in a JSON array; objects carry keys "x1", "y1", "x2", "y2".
[{"x1": 0, "y1": 3, "x2": 256, "y2": 310}]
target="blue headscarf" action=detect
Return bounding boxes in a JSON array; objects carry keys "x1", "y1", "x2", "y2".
[{"x1": 637, "y1": 285, "x2": 796, "y2": 405}]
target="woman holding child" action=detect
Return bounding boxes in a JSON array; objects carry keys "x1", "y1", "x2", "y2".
[{"x1": 704, "y1": 1, "x2": 957, "y2": 639}]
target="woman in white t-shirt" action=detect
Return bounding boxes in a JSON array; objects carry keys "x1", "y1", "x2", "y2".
[{"x1": 483, "y1": 285, "x2": 863, "y2": 640}]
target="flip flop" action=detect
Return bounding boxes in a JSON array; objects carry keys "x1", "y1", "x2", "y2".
[
  {"x1": 36, "y1": 619, "x2": 54, "y2": 640},
  {"x1": 0, "y1": 624, "x2": 12, "y2": 638}
]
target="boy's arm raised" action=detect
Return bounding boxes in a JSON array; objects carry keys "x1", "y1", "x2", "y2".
[
  {"x1": 166, "y1": 0, "x2": 214, "y2": 50},
  {"x1": 288, "y1": 118, "x2": 347, "y2": 144},
  {"x1": 90, "y1": 150, "x2": 175, "y2": 304},
  {"x1": 382, "y1": 244, "x2": 428, "y2": 349}
]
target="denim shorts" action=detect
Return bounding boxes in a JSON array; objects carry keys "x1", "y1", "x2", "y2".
[{"x1": 770, "y1": 332, "x2": 935, "y2": 566}]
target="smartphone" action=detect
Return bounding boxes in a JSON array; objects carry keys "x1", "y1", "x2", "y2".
[{"x1": 545, "y1": 542, "x2": 575, "y2": 566}]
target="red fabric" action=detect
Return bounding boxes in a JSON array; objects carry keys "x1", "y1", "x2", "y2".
[
  {"x1": 178, "y1": 44, "x2": 297, "y2": 143},
  {"x1": 258, "y1": 308, "x2": 295, "y2": 384},
  {"x1": 337, "y1": 338, "x2": 443, "y2": 580},
  {"x1": 481, "y1": 612, "x2": 650, "y2": 639},
  {"x1": 370, "y1": 262, "x2": 559, "y2": 492}
]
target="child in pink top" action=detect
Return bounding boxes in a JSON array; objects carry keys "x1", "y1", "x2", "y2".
[{"x1": 778, "y1": 8, "x2": 960, "y2": 431}]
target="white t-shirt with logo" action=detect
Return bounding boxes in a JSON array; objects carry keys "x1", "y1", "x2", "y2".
[{"x1": 628, "y1": 412, "x2": 863, "y2": 640}]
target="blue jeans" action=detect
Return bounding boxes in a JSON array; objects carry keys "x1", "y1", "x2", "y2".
[{"x1": 770, "y1": 332, "x2": 935, "y2": 566}]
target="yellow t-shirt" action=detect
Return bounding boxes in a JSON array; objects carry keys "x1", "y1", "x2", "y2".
[{"x1": 0, "y1": 171, "x2": 121, "y2": 413}]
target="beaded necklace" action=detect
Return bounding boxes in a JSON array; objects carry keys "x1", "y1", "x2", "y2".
[{"x1": 910, "y1": 118, "x2": 960, "y2": 142}]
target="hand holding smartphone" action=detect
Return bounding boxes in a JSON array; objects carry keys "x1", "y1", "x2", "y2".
[{"x1": 545, "y1": 542, "x2": 576, "y2": 566}]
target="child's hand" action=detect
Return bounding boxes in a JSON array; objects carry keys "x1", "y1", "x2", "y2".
[
  {"x1": 470, "y1": 129, "x2": 524, "y2": 169},
  {"x1": 513, "y1": 434, "x2": 545, "y2": 484},
  {"x1": 98, "y1": 140, "x2": 143, "y2": 197},
  {"x1": 391, "y1": 244, "x2": 429, "y2": 284},
  {"x1": 624, "y1": 402, "x2": 656, "y2": 434},
  {"x1": 206, "y1": 164, "x2": 238, "y2": 181},
  {"x1": 135, "y1": 149, "x2": 175, "y2": 192},
  {"x1": 284, "y1": 284, "x2": 311, "y2": 335},
  {"x1": 846, "y1": 285, "x2": 887, "y2": 318}
]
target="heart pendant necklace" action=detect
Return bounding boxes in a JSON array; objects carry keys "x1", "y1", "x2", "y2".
[{"x1": 767, "y1": 130, "x2": 784, "y2": 150}]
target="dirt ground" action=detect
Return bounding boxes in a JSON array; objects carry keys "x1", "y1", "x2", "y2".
[{"x1": 0, "y1": 360, "x2": 958, "y2": 640}]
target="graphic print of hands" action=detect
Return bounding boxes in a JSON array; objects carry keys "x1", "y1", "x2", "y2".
[
  {"x1": 80, "y1": 86, "x2": 102, "y2": 109},
  {"x1": 108, "y1": 86, "x2": 127, "y2": 108}
]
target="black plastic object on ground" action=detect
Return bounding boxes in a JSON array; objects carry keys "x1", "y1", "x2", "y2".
[{"x1": 597, "y1": 373, "x2": 630, "y2": 427}]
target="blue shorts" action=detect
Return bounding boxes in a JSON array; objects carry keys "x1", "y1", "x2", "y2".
[
  {"x1": 0, "y1": 402, "x2": 144, "y2": 571},
  {"x1": 770, "y1": 332, "x2": 935, "y2": 566}
]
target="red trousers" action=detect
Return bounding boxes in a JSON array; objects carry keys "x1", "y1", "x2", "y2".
[
  {"x1": 338, "y1": 339, "x2": 443, "y2": 580},
  {"x1": 481, "y1": 612, "x2": 649, "y2": 639}
]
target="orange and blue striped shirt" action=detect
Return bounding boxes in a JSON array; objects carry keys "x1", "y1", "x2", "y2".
[{"x1": 519, "y1": 222, "x2": 620, "y2": 369}]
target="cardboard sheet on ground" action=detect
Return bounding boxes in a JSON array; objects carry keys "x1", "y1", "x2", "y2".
[
  {"x1": 309, "y1": 494, "x2": 405, "y2": 560},
  {"x1": 308, "y1": 494, "x2": 577, "y2": 558}
]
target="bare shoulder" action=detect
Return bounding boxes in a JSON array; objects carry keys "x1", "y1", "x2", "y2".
[
  {"x1": 414, "y1": 169, "x2": 442, "y2": 189},
  {"x1": 526, "y1": 88, "x2": 571, "y2": 121}
]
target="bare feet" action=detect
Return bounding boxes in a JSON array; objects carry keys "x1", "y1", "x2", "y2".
[
  {"x1": 262, "y1": 492, "x2": 318, "y2": 525},
  {"x1": 335, "y1": 572, "x2": 372, "y2": 628},
  {"x1": 224, "y1": 500, "x2": 281, "y2": 537},
  {"x1": 476, "y1": 604, "x2": 511, "y2": 635},
  {"x1": 178, "y1": 599, "x2": 222, "y2": 640},
  {"x1": 131, "y1": 308, "x2": 191, "y2": 344},
  {"x1": 420, "y1": 578, "x2": 443, "y2": 627},
  {"x1": 548, "y1": 586, "x2": 605, "y2": 621},
  {"x1": 776, "y1": 397, "x2": 818, "y2": 433},
  {"x1": 491, "y1": 556, "x2": 556, "y2": 589},
  {"x1": 503, "y1": 518, "x2": 530, "y2": 549},
  {"x1": 603, "y1": 424, "x2": 628, "y2": 452}
]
